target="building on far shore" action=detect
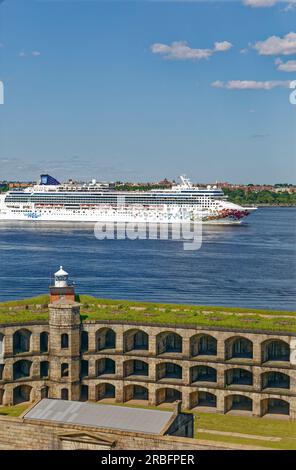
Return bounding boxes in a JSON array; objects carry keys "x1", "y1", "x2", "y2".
[{"x1": 0, "y1": 267, "x2": 296, "y2": 422}]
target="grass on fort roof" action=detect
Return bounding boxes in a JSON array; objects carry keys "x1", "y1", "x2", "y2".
[
  {"x1": 0, "y1": 295, "x2": 296, "y2": 333},
  {"x1": 195, "y1": 411, "x2": 296, "y2": 450},
  {"x1": 0, "y1": 295, "x2": 49, "y2": 323},
  {"x1": 0, "y1": 404, "x2": 29, "y2": 417}
]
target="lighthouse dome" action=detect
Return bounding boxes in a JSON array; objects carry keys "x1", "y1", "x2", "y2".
[
  {"x1": 55, "y1": 266, "x2": 68, "y2": 277},
  {"x1": 54, "y1": 266, "x2": 69, "y2": 287}
]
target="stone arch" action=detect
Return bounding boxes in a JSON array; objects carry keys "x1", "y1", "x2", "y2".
[
  {"x1": 40, "y1": 360, "x2": 49, "y2": 379},
  {"x1": 96, "y1": 358, "x2": 116, "y2": 376},
  {"x1": 123, "y1": 359, "x2": 149, "y2": 377},
  {"x1": 124, "y1": 384, "x2": 148, "y2": 402},
  {"x1": 80, "y1": 384, "x2": 89, "y2": 402},
  {"x1": 156, "y1": 332, "x2": 182, "y2": 355},
  {"x1": 123, "y1": 329, "x2": 149, "y2": 352},
  {"x1": 40, "y1": 332, "x2": 49, "y2": 353},
  {"x1": 190, "y1": 334, "x2": 217, "y2": 357},
  {"x1": 190, "y1": 365, "x2": 217, "y2": 384},
  {"x1": 61, "y1": 388, "x2": 69, "y2": 400},
  {"x1": 190, "y1": 391, "x2": 217, "y2": 409},
  {"x1": 156, "y1": 362, "x2": 182, "y2": 380},
  {"x1": 0, "y1": 364, "x2": 4, "y2": 381},
  {"x1": 261, "y1": 339, "x2": 290, "y2": 363},
  {"x1": 261, "y1": 398, "x2": 290, "y2": 416},
  {"x1": 0, "y1": 388, "x2": 4, "y2": 405},
  {"x1": 13, "y1": 329, "x2": 32, "y2": 354},
  {"x1": 41, "y1": 386, "x2": 49, "y2": 399},
  {"x1": 81, "y1": 359, "x2": 89, "y2": 378},
  {"x1": 96, "y1": 328, "x2": 116, "y2": 351},
  {"x1": 61, "y1": 363, "x2": 69, "y2": 377},
  {"x1": 13, "y1": 384, "x2": 33, "y2": 404},
  {"x1": 261, "y1": 371, "x2": 290, "y2": 390},
  {"x1": 225, "y1": 368, "x2": 253, "y2": 386},
  {"x1": 225, "y1": 336, "x2": 253, "y2": 360},
  {"x1": 81, "y1": 330, "x2": 89, "y2": 352},
  {"x1": 225, "y1": 394, "x2": 253, "y2": 413},
  {"x1": 156, "y1": 387, "x2": 182, "y2": 405},
  {"x1": 13, "y1": 359, "x2": 32, "y2": 380},
  {"x1": 0, "y1": 333, "x2": 4, "y2": 357},
  {"x1": 61, "y1": 333, "x2": 69, "y2": 349},
  {"x1": 96, "y1": 383, "x2": 115, "y2": 401}
]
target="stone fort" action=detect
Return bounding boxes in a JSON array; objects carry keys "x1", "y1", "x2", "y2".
[{"x1": 0, "y1": 267, "x2": 296, "y2": 420}]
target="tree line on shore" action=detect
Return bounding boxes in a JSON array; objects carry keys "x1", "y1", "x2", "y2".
[
  {"x1": 114, "y1": 185, "x2": 296, "y2": 205},
  {"x1": 0, "y1": 183, "x2": 295, "y2": 205},
  {"x1": 223, "y1": 188, "x2": 296, "y2": 205}
]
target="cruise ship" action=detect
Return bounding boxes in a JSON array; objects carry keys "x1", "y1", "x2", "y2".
[{"x1": 0, "y1": 174, "x2": 256, "y2": 224}]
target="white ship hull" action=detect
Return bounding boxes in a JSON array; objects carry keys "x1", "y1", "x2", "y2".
[
  {"x1": 0, "y1": 207, "x2": 248, "y2": 224},
  {"x1": 0, "y1": 175, "x2": 256, "y2": 225}
]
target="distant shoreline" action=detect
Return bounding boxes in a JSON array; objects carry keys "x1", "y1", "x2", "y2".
[{"x1": 246, "y1": 204, "x2": 296, "y2": 207}]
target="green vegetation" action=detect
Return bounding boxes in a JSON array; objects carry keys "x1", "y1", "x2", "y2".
[
  {"x1": 223, "y1": 188, "x2": 296, "y2": 206},
  {"x1": 194, "y1": 411, "x2": 296, "y2": 450},
  {"x1": 0, "y1": 404, "x2": 29, "y2": 417},
  {"x1": 0, "y1": 295, "x2": 295, "y2": 332},
  {"x1": 79, "y1": 295, "x2": 296, "y2": 332},
  {"x1": 0, "y1": 184, "x2": 8, "y2": 193},
  {"x1": 0, "y1": 295, "x2": 49, "y2": 324},
  {"x1": 114, "y1": 184, "x2": 296, "y2": 205}
]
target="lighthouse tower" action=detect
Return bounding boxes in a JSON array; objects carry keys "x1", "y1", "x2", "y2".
[
  {"x1": 48, "y1": 266, "x2": 81, "y2": 401},
  {"x1": 49, "y1": 266, "x2": 76, "y2": 303}
]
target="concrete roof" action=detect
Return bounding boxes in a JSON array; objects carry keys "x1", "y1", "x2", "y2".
[{"x1": 24, "y1": 399, "x2": 174, "y2": 435}]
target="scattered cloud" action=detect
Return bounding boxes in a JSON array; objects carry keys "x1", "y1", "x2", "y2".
[
  {"x1": 282, "y1": 1, "x2": 296, "y2": 12},
  {"x1": 251, "y1": 133, "x2": 270, "y2": 138},
  {"x1": 213, "y1": 41, "x2": 232, "y2": 52},
  {"x1": 243, "y1": 0, "x2": 278, "y2": 7},
  {"x1": 254, "y1": 32, "x2": 296, "y2": 56},
  {"x1": 275, "y1": 58, "x2": 296, "y2": 71},
  {"x1": 211, "y1": 80, "x2": 290, "y2": 90},
  {"x1": 19, "y1": 50, "x2": 41, "y2": 58},
  {"x1": 151, "y1": 40, "x2": 232, "y2": 61}
]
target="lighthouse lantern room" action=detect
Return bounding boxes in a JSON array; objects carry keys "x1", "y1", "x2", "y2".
[{"x1": 49, "y1": 266, "x2": 76, "y2": 303}]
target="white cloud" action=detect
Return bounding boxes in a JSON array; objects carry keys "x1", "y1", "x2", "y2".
[
  {"x1": 251, "y1": 133, "x2": 270, "y2": 138},
  {"x1": 243, "y1": 0, "x2": 278, "y2": 7},
  {"x1": 214, "y1": 41, "x2": 232, "y2": 52},
  {"x1": 282, "y1": 1, "x2": 296, "y2": 12},
  {"x1": 151, "y1": 40, "x2": 232, "y2": 61},
  {"x1": 254, "y1": 32, "x2": 296, "y2": 56},
  {"x1": 19, "y1": 50, "x2": 41, "y2": 58},
  {"x1": 211, "y1": 80, "x2": 290, "y2": 90},
  {"x1": 275, "y1": 58, "x2": 296, "y2": 72}
]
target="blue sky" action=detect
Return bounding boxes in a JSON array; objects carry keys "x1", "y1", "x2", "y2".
[{"x1": 0, "y1": 0, "x2": 295, "y2": 183}]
